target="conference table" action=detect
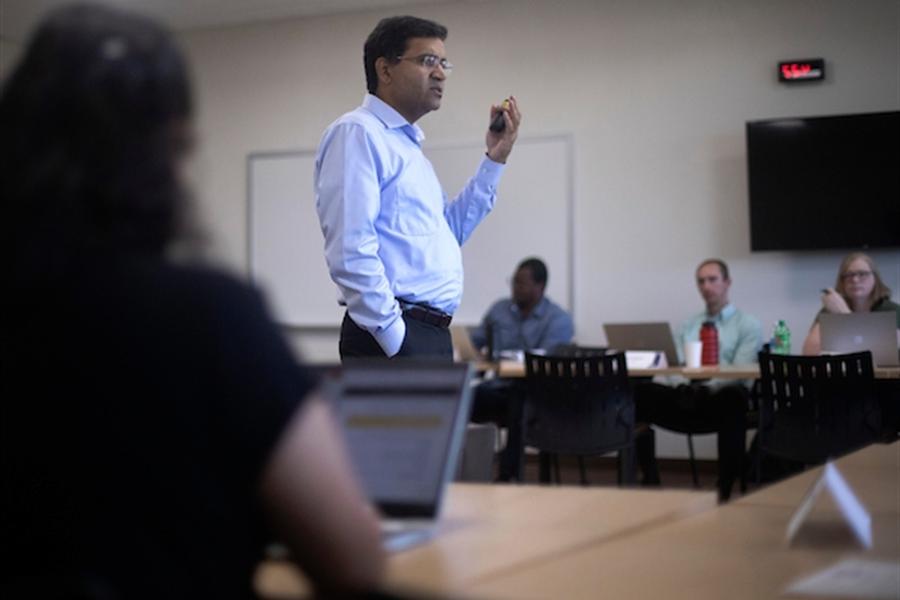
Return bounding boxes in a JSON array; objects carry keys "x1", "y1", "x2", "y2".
[
  {"x1": 256, "y1": 441, "x2": 899, "y2": 599},
  {"x1": 482, "y1": 360, "x2": 900, "y2": 380},
  {"x1": 466, "y1": 441, "x2": 900, "y2": 600}
]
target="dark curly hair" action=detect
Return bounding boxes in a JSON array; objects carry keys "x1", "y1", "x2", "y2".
[
  {"x1": 363, "y1": 15, "x2": 447, "y2": 94},
  {"x1": 517, "y1": 257, "x2": 548, "y2": 286},
  {"x1": 1, "y1": 3, "x2": 193, "y2": 256}
]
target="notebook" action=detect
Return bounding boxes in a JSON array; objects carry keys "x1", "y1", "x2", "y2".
[
  {"x1": 819, "y1": 312, "x2": 899, "y2": 367},
  {"x1": 334, "y1": 360, "x2": 474, "y2": 552},
  {"x1": 603, "y1": 322, "x2": 680, "y2": 366}
]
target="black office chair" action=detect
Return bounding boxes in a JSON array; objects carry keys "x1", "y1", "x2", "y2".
[
  {"x1": 756, "y1": 350, "x2": 882, "y2": 480},
  {"x1": 550, "y1": 344, "x2": 610, "y2": 356},
  {"x1": 523, "y1": 350, "x2": 635, "y2": 485}
]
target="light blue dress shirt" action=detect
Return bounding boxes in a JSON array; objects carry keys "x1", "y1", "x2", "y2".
[{"x1": 315, "y1": 94, "x2": 504, "y2": 356}]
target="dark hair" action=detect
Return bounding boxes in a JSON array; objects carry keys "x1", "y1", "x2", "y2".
[
  {"x1": 363, "y1": 15, "x2": 447, "y2": 94},
  {"x1": 697, "y1": 258, "x2": 730, "y2": 281},
  {"x1": 1, "y1": 3, "x2": 193, "y2": 255},
  {"x1": 517, "y1": 257, "x2": 548, "y2": 287}
]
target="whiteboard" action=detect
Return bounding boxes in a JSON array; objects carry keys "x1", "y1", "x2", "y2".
[{"x1": 247, "y1": 135, "x2": 573, "y2": 327}]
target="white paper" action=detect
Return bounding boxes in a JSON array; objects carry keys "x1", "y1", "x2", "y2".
[
  {"x1": 786, "y1": 462, "x2": 872, "y2": 549},
  {"x1": 822, "y1": 463, "x2": 872, "y2": 548},
  {"x1": 625, "y1": 350, "x2": 667, "y2": 369},
  {"x1": 784, "y1": 558, "x2": 900, "y2": 599},
  {"x1": 785, "y1": 470, "x2": 828, "y2": 544}
]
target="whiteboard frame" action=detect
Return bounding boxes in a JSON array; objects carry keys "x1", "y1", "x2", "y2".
[{"x1": 246, "y1": 134, "x2": 575, "y2": 328}]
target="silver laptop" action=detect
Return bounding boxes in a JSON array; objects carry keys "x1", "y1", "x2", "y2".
[
  {"x1": 604, "y1": 322, "x2": 680, "y2": 366},
  {"x1": 450, "y1": 325, "x2": 482, "y2": 361},
  {"x1": 335, "y1": 360, "x2": 474, "y2": 552},
  {"x1": 820, "y1": 312, "x2": 899, "y2": 367}
]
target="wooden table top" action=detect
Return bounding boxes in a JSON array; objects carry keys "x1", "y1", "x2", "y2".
[
  {"x1": 255, "y1": 484, "x2": 715, "y2": 599},
  {"x1": 467, "y1": 442, "x2": 900, "y2": 600},
  {"x1": 257, "y1": 443, "x2": 898, "y2": 599}
]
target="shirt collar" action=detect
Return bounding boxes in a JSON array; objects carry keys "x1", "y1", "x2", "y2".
[
  {"x1": 362, "y1": 94, "x2": 425, "y2": 144},
  {"x1": 708, "y1": 303, "x2": 736, "y2": 323},
  {"x1": 508, "y1": 297, "x2": 549, "y2": 319}
]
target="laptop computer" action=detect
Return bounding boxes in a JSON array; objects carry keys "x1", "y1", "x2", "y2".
[
  {"x1": 603, "y1": 322, "x2": 680, "y2": 366},
  {"x1": 450, "y1": 325, "x2": 483, "y2": 361},
  {"x1": 334, "y1": 360, "x2": 474, "y2": 552},
  {"x1": 819, "y1": 312, "x2": 899, "y2": 367}
]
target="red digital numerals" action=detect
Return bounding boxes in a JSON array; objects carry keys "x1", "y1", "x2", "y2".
[{"x1": 778, "y1": 59, "x2": 824, "y2": 82}]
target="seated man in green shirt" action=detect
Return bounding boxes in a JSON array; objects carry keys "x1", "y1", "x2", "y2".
[{"x1": 636, "y1": 258, "x2": 762, "y2": 502}]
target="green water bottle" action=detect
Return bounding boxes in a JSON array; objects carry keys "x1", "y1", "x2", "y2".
[{"x1": 773, "y1": 320, "x2": 791, "y2": 355}]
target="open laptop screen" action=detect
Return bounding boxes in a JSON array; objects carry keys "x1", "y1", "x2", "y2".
[
  {"x1": 819, "y1": 312, "x2": 899, "y2": 367},
  {"x1": 335, "y1": 361, "x2": 473, "y2": 518},
  {"x1": 604, "y1": 322, "x2": 680, "y2": 366}
]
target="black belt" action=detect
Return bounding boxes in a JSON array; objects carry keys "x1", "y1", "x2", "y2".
[{"x1": 400, "y1": 302, "x2": 452, "y2": 329}]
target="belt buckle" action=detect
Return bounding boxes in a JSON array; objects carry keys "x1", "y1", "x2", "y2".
[{"x1": 403, "y1": 303, "x2": 450, "y2": 328}]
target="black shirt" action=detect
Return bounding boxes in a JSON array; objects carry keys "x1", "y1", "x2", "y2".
[{"x1": 2, "y1": 250, "x2": 314, "y2": 598}]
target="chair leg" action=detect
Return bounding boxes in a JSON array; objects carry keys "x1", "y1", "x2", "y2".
[
  {"x1": 755, "y1": 434, "x2": 763, "y2": 486},
  {"x1": 616, "y1": 450, "x2": 623, "y2": 486},
  {"x1": 619, "y1": 444, "x2": 636, "y2": 486},
  {"x1": 687, "y1": 434, "x2": 700, "y2": 488},
  {"x1": 538, "y1": 451, "x2": 551, "y2": 484},
  {"x1": 577, "y1": 456, "x2": 588, "y2": 486},
  {"x1": 552, "y1": 454, "x2": 561, "y2": 484}
]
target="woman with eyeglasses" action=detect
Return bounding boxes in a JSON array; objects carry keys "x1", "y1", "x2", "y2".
[{"x1": 802, "y1": 252, "x2": 900, "y2": 355}]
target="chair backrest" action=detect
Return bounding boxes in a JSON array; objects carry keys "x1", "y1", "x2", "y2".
[
  {"x1": 757, "y1": 351, "x2": 881, "y2": 464},
  {"x1": 549, "y1": 344, "x2": 610, "y2": 357},
  {"x1": 523, "y1": 351, "x2": 633, "y2": 455}
]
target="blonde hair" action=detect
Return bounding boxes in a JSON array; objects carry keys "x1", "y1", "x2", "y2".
[{"x1": 834, "y1": 252, "x2": 892, "y2": 307}]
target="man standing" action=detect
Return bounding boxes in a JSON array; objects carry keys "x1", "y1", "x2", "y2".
[
  {"x1": 636, "y1": 259, "x2": 762, "y2": 501},
  {"x1": 470, "y1": 257, "x2": 573, "y2": 356},
  {"x1": 315, "y1": 15, "x2": 521, "y2": 361}
]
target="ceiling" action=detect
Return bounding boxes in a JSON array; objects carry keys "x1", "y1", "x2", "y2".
[{"x1": 0, "y1": 0, "x2": 458, "y2": 43}]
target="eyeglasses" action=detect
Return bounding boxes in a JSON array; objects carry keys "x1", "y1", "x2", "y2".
[
  {"x1": 841, "y1": 270, "x2": 873, "y2": 281},
  {"x1": 395, "y1": 53, "x2": 453, "y2": 73}
]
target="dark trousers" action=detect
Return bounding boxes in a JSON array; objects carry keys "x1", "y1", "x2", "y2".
[
  {"x1": 339, "y1": 312, "x2": 452, "y2": 362},
  {"x1": 470, "y1": 378, "x2": 527, "y2": 481},
  {"x1": 635, "y1": 382, "x2": 748, "y2": 502}
]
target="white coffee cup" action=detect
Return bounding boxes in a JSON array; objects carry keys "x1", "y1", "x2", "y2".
[{"x1": 684, "y1": 340, "x2": 703, "y2": 368}]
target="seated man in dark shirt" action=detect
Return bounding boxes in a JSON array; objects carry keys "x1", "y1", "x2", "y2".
[
  {"x1": 469, "y1": 257, "x2": 574, "y2": 480},
  {"x1": 470, "y1": 257, "x2": 574, "y2": 357}
]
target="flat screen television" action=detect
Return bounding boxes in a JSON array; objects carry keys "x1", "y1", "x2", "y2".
[{"x1": 746, "y1": 111, "x2": 900, "y2": 251}]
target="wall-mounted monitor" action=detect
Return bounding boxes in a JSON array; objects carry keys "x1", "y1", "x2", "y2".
[{"x1": 746, "y1": 111, "x2": 899, "y2": 251}]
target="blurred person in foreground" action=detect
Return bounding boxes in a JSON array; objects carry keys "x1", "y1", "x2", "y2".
[{"x1": 0, "y1": 4, "x2": 384, "y2": 598}]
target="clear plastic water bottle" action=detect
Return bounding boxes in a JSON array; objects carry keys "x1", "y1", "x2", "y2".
[{"x1": 772, "y1": 320, "x2": 791, "y2": 355}]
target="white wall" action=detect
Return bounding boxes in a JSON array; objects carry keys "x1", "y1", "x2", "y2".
[
  {"x1": 4, "y1": 1, "x2": 898, "y2": 457},
  {"x1": 178, "y1": 0, "x2": 899, "y2": 369},
  {"x1": 178, "y1": 0, "x2": 900, "y2": 458}
]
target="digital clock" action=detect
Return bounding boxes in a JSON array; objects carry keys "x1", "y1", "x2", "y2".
[{"x1": 778, "y1": 58, "x2": 825, "y2": 82}]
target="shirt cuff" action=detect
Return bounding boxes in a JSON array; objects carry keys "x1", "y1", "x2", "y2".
[
  {"x1": 373, "y1": 315, "x2": 407, "y2": 357},
  {"x1": 477, "y1": 155, "x2": 505, "y2": 188}
]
